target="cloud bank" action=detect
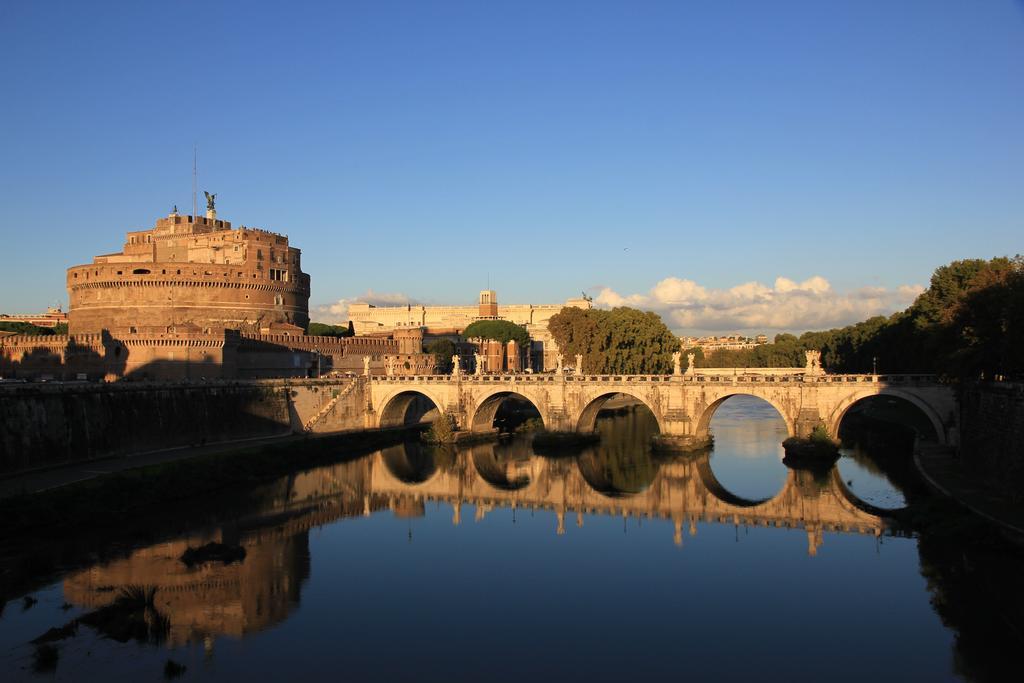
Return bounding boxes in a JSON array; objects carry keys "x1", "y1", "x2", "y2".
[
  {"x1": 594, "y1": 276, "x2": 922, "y2": 333},
  {"x1": 311, "y1": 289, "x2": 414, "y2": 323}
]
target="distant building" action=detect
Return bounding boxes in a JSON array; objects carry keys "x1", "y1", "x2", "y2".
[
  {"x1": 348, "y1": 290, "x2": 591, "y2": 371},
  {"x1": 348, "y1": 290, "x2": 591, "y2": 336},
  {"x1": 681, "y1": 334, "x2": 769, "y2": 354},
  {"x1": 0, "y1": 306, "x2": 68, "y2": 329}
]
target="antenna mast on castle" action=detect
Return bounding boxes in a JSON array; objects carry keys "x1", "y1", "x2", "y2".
[{"x1": 192, "y1": 145, "x2": 198, "y2": 221}]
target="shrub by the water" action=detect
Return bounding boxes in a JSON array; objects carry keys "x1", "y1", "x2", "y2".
[{"x1": 423, "y1": 414, "x2": 457, "y2": 444}]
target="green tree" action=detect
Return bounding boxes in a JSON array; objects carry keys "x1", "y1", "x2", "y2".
[
  {"x1": 547, "y1": 306, "x2": 678, "y2": 374},
  {"x1": 308, "y1": 322, "x2": 354, "y2": 337},
  {"x1": 425, "y1": 338, "x2": 456, "y2": 371},
  {"x1": 462, "y1": 320, "x2": 530, "y2": 348},
  {"x1": 0, "y1": 322, "x2": 56, "y2": 336}
]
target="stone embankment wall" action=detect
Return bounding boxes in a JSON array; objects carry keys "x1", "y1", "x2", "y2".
[
  {"x1": 0, "y1": 378, "x2": 366, "y2": 475},
  {"x1": 959, "y1": 382, "x2": 1024, "y2": 497}
]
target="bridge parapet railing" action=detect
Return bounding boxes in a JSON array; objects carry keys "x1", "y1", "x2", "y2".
[{"x1": 366, "y1": 372, "x2": 941, "y2": 385}]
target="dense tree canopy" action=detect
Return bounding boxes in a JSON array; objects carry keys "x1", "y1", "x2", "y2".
[
  {"x1": 688, "y1": 256, "x2": 1024, "y2": 379},
  {"x1": 425, "y1": 338, "x2": 456, "y2": 371},
  {"x1": 308, "y1": 321, "x2": 354, "y2": 337},
  {"x1": 462, "y1": 320, "x2": 530, "y2": 348},
  {"x1": 547, "y1": 306, "x2": 678, "y2": 374},
  {"x1": 0, "y1": 321, "x2": 59, "y2": 336}
]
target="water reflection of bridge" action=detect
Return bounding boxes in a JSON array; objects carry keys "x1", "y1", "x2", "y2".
[
  {"x1": 62, "y1": 442, "x2": 892, "y2": 646},
  {"x1": 373, "y1": 441, "x2": 889, "y2": 556}
]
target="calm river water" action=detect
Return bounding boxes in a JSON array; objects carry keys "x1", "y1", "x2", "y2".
[{"x1": 1, "y1": 396, "x2": 1020, "y2": 681}]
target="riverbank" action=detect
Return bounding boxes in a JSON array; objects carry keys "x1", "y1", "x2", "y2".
[
  {"x1": 0, "y1": 427, "x2": 411, "y2": 539},
  {"x1": 0, "y1": 431, "x2": 295, "y2": 499},
  {"x1": 915, "y1": 444, "x2": 1024, "y2": 539}
]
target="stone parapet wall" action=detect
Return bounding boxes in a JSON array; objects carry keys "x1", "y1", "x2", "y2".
[{"x1": 0, "y1": 382, "x2": 291, "y2": 474}]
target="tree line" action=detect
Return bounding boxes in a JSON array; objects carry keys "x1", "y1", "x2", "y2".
[
  {"x1": 0, "y1": 321, "x2": 67, "y2": 336},
  {"x1": 689, "y1": 257, "x2": 1024, "y2": 379}
]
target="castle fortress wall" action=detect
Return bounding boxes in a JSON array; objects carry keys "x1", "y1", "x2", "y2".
[{"x1": 67, "y1": 214, "x2": 310, "y2": 336}]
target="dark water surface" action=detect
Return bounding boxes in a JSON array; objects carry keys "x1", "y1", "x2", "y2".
[{"x1": 1, "y1": 397, "x2": 1019, "y2": 681}]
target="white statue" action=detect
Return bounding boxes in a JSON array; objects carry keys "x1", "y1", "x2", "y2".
[
  {"x1": 384, "y1": 355, "x2": 395, "y2": 377},
  {"x1": 685, "y1": 353, "x2": 696, "y2": 375},
  {"x1": 556, "y1": 354, "x2": 564, "y2": 374},
  {"x1": 575, "y1": 354, "x2": 583, "y2": 375},
  {"x1": 362, "y1": 355, "x2": 371, "y2": 376},
  {"x1": 474, "y1": 352, "x2": 483, "y2": 376},
  {"x1": 672, "y1": 351, "x2": 682, "y2": 376},
  {"x1": 804, "y1": 349, "x2": 823, "y2": 375},
  {"x1": 451, "y1": 354, "x2": 461, "y2": 376}
]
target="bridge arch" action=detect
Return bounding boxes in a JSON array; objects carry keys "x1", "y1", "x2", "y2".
[
  {"x1": 469, "y1": 389, "x2": 546, "y2": 432},
  {"x1": 694, "y1": 393, "x2": 794, "y2": 440},
  {"x1": 378, "y1": 389, "x2": 446, "y2": 429},
  {"x1": 575, "y1": 392, "x2": 664, "y2": 434},
  {"x1": 827, "y1": 387, "x2": 946, "y2": 445}
]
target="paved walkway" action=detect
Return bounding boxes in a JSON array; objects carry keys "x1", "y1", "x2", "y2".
[
  {"x1": 915, "y1": 444, "x2": 1024, "y2": 537},
  {"x1": 0, "y1": 432, "x2": 298, "y2": 499}
]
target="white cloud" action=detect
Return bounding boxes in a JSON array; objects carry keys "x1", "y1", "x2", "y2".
[
  {"x1": 311, "y1": 289, "x2": 414, "y2": 323},
  {"x1": 592, "y1": 276, "x2": 923, "y2": 334}
]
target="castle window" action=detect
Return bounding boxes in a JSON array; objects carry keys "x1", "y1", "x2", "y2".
[
  {"x1": 132, "y1": 268, "x2": 150, "y2": 275},
  {"x1": 116, "y1": 271, "x2": 122, "y2": 275}
]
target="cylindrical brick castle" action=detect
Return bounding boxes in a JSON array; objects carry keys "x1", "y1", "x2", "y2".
[{"x1": 67, "y1": 212, "x2": 310, "y2": 335}]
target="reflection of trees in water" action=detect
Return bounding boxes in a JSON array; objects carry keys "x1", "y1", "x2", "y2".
[
  {"x1": 917, "y1": 520, "x2": 1024, "y2": 683},
  {"x1": 576, "y1": 409, "x2": 660, "y2": 496}
]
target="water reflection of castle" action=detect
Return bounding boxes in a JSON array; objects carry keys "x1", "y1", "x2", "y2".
[{"x1": 63, "y1": 442, "x2": 891, "y2": 646}]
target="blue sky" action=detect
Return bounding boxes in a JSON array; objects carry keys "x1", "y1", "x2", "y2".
[{"x1": 1, "y1": 1, "x2": 1021, "y2": 333}]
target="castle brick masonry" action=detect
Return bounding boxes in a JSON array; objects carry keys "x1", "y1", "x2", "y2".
[{"x1": 67, "y1": 212, "x2": 310, "y2": 336}]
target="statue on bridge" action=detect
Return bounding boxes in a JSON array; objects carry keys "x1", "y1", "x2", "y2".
[
  {"x1": 575, "y1": 354, "x2": 583, "y2": 375},
  {"x1": 805, "y1": 350, "x2": 823, "y2": 376},
  {"x1": 451, "y1": 355, "x2": 461, "y2": 377},
  {"x1": 672, "y1": 351, "x2": 682, "y2": 376},
  {"x1": 362, "y1": 355, "x2": 371, "y2": 376},
  {"x1": 556, "y1": 354, "x2": 564, "y2": 375},
  {"x1": 685, "y1": 353, "x2": 695, "y2": 375},
  {"x1": 384, "y1": 355, "x2": 395, "y2": 377},
  {"x1": 474, "y1": 352, "x2": 483, "y2": 376}
]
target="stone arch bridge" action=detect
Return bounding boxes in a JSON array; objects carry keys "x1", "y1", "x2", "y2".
[{"x1": 365, "y1": 371, "x2": 957, "y2": 448}]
